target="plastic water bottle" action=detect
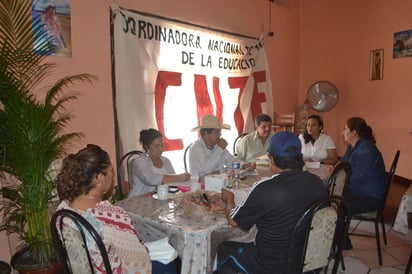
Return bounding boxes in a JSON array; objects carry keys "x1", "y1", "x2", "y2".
[{"x1": 231, "y1": 154, "x2": 241, "y2": 188}]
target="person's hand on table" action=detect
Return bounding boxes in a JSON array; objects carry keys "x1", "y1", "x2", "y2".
[
  {"x1": 177, "y1": 173, "x2": 190, "y2": 181},
  {"x1": 327, "y1": 162, "x2": 339, "y2": 174},
  {"x1": 242, "y1": 162, "x2": 256, "y2": 170},
  {"x1": 220, "y1": 188, "x2": 238, "y2": 227},
  {"x1": 221, "y1": 188, "x2": 235, "y2": 204}
]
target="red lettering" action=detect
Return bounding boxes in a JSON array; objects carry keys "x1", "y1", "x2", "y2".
[
  {"x1": 154, "y1": 71, "x2": 183, "y2": 151},
  {"x1": 194, "y1": 74, "x2": 214, "y2": 129},
  {"x1": 250, "y1": 71, "x2": 267, "y2": 120},
  {"x1": 228, "y1": 76, "x2": 248, "y2": 135},
  {"x1": 154, "y1": 71, "x2": 267, "y2": 150}
]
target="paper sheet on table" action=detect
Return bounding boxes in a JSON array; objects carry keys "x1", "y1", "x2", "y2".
[
  {"x1": 305, "y1": 161, "x2": 321, "y2": 169},
  {"x1": 168, "y1": 181, "x2": 190, "y2": 186},
  {"x1": 256, "y1": 154, "x2": 270, "y2": 166}
]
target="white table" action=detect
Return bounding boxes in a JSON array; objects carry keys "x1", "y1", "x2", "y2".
[{"x1": 116, "y1": 194, "x2": 255, "y2": 274}]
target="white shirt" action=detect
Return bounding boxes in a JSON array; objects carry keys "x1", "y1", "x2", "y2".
[
  {"x1": 128, "y1": 154, "x2": 175, "y2": 198},
  {"x1": 188, "y1": 137, "x2": 233, "y2": 176},
  {"x1": 299, "y1": 133, "x2": 336, "y2": 161},
  {"x1": 235, "y1": 131, "x2": 273, "y2": 163}
]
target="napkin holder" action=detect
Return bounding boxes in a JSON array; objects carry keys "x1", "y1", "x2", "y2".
[{"x1": 204, "y1": 174, "x2": 228, "y2": 193}]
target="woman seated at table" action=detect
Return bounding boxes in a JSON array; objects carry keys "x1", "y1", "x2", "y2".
[
  {"x1": 56, "y1": 144, "x2": 177, "y2": 273},
  {"x1": 128, "y1": 128, "x2": 190, "y2": 198},
  {"x1": 299, "y1": 114, "x2": 338, "y2": 165},
  {"x1": 340, "y1": 117, "x2": 386, "y2": 250}
]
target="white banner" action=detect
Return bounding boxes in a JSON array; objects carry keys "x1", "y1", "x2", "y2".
[{"x1": 111, "y1": 5, "x2": 273, "y2": 171}]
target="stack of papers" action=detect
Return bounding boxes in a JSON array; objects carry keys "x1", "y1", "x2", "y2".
[{"x1": 256, "y1": 154, "x2": 270, "y2": 166}]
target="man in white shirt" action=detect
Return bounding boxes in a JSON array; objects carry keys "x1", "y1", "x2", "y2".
[
  {"x1": 189, "y1": 114, "x2": 233, "y2": 176},
  {"x1": 235, "y1": 114, "x2": 274, "y2": 169}
]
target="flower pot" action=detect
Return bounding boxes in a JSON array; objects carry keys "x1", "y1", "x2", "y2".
[
  {"x1": 0, "y1": 261, "x2": 11, "y2": 274},
  {"x1": 10, "y1": 247, "x2": 62, "y2": 274}
]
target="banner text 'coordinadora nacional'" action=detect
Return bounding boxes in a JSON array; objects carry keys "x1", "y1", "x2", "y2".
[{"x1": 122, "y1": 15, "x2": 202, "y2": 49}]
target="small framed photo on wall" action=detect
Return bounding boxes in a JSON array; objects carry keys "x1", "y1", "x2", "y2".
[{"x1": 369, "y1": 49, "x2": 384, "y2": 80}]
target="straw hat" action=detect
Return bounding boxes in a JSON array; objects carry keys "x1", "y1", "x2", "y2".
[{"x1": 191, "y1": 114, "x2": 231, "y2": 131}]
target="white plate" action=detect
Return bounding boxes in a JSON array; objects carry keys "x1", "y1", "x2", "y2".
[{"x1": 152, "y1": 193, "x2": 174, "y2": 200}]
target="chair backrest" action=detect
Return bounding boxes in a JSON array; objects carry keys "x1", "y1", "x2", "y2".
[
  {"x1": 117, "y1": 150, "x2": 143, "y2": 196},
  {"x1": 327, "y1": 162, "x2": 351, "y2": 197},
  {"x1": 233, "y1": 133, "x2": 248, "y2": 155},
  {"x1": 273, "y1": 112, "x2": 295, "y2": 133},
  {"x1": 283, "y1": 196, "x2": 351, "y2": 274},
  {"x1": 50, "y1": 209, "x2": 113, "y2": 274},
  {"x1": 0, "y1": 261, "x2": 11, "y2": 274},
  {"x1": 380, "y1": 150, "x2": 401, "y2": 211},
  {"x1": 183, "y1": 143, "x2": 192, "y2": 173}
]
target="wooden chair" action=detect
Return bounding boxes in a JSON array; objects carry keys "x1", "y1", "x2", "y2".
[
  {"x1": 349, "y1": 150, "x2": 401, "y2": 265},
  {"x1": 283, "y1": 196, "x2": 351, "y2": 274},
  {"x1": 273, "y1": 112, "x2": 296, "y2": 133},
  {"x1": 50, "y1": 209, "x2": 113, "y2": 274},
  {"x1": 117, "y1": 150, "x2": 143, "y2": 197}
]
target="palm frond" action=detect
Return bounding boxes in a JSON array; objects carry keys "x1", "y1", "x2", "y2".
[{"x1": 0, "y1": 0, "x2": 95, "y2": 265}]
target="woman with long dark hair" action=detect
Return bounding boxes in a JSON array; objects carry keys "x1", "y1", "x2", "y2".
[
  {"x1": 340, "y1": 117, "x2": 386, "y2": 250},
  {"x1": 299, "y1": 114, "x2": 338, "y2": 165},
  {"x1": 128, "y1": 128, "x2": 190, "y2": 198},
  {"x1": 56, "y1": 144, "x2": 177, "y2": 273}
]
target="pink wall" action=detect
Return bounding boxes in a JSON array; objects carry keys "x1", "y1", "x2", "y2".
[
  {"x1": 0, "y1": 0, "x2": 300, "y2": 262},
  {"x1": 299, "y1": 0, "x2": 412, "y2": 178},
  {"x1": 3, "y1": 0, "x2": 411, "y2": 264},
  {"x1": 49, "y1": 0, "x2": 300, "y2": 162}
]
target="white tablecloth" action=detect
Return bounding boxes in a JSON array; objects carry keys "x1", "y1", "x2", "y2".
[
  {"x1": 393, "y1": 184, "x2": 412, "y2": 234},
  {"x1": 116, "y1": 194, "x2": 255, "y2": 274}
]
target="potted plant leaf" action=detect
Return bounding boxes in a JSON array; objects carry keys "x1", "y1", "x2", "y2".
[{"x1": 0, "y1": 0, "x2": 95, "y2": 272}]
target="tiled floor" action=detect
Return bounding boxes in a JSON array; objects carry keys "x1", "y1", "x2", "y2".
[{"x1": 330, "y1": 220, "x2": 411, "y2": 273}]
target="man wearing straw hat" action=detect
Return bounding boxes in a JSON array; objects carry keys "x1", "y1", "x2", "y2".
[{"x1": 189, "y1": 114, "x2": 233, "y2": 176}]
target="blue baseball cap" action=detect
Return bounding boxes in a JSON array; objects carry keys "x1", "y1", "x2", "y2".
[{"x1": 268, "y1": 131, "x2": 302, "y2": 158}]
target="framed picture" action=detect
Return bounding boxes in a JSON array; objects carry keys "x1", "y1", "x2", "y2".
[
  {"x1": 369, "y1": 49, "x2": 384, "y2": 80},
  {"x1": 393, "y1": 29, "x2": 412, "y2": 58}
]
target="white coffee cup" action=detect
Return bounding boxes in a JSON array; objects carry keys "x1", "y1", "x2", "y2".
[
  {"x1": 190, "y1": 182, "x2": 201, "y2": 192},
  {"x1": 157, "y1": 185, "x2": 169, "y2": 200},
  {"x1": 190, "y1": 174, "x2": 199, "y2": 183}
]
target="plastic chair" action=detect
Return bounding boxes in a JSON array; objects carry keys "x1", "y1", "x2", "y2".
[
  {"x1": 327, "y1": 162, "x2": 351, "y2": 197},
  {"x1": 50, "y1": 209, "x2": 113, "y2": 274},
  {"x1": 117, "y1": 150, "x2": 143, "y2": 197},
  {"x1": 273, "y1": 112, "x2": 295, "y2": 133},
  {"x1": 283, "y1": 195, "x2": 351, "y2": 274},
  {"x1": 183, "y1": 143, "x2": 192, "y2": 173},
  {"x1": 349, "y1": 150, "x2": 401, "y2": 265},
  {"x1": 232, "y1": 133, "x2": 248, "y2": 155}
]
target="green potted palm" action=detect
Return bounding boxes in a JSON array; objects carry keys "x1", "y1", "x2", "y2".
[{"x1": 0, "y1": 0, "x2": 95, "y2": 271}]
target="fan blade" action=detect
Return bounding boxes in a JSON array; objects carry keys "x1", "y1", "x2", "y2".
[{"x1": 313, "y1": 95, "x2": 326, "y2": 111}]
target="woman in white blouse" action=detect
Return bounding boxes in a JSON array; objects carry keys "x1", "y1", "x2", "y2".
[
  {"x1": 298, "y1": 115, "x2": 338, "y2": 165},
  {"x1": 128, "y1": 128, "x2": 190, "y2": 198}
]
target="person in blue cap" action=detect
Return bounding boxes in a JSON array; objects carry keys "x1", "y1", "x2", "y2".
[{"x1": 217, "y1": 131, "x2": 328, "y2": 274}]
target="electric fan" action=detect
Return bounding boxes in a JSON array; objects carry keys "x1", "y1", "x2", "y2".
[{"x1": 306, "y1": 80, "x2": 339, "y2": 113}]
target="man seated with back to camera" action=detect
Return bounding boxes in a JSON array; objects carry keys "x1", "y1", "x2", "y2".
[
  {"x1": 235, "y1": 113, "x2": 274, "y2": 170},
  {"x1": 217, "y1": 131, "x2": 328, "y2": 274}
]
